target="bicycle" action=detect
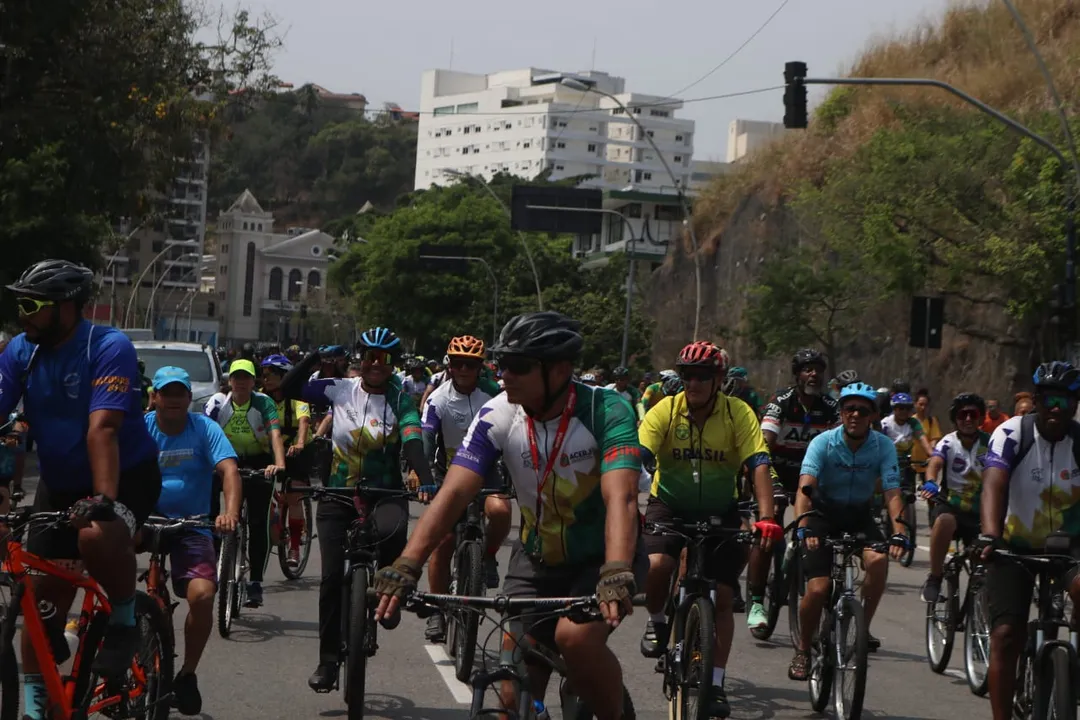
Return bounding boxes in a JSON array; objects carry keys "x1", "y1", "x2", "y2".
[
  {"x1": 793, "y1": 507, "x2": 893, "y2": 720},
  {"x1": 271, "y1": 469, "x2": 314, "y2": 580},
  {"x1": 288, "y1": 483, "x2": 416, "y2": 720},
  {"x1": 995, "y1": 532, "x2": 1079, "y2": 719},
  {"x1": 892, "y1": 455, "x2": 917, "y2": 567},
  {"x1": 403, "y1": 590, "x2": 643, "y2": 719},
  {"x1": 921, "y1": 497, "x2": 988, "y2": 696},
  {"x1": 749, "y1": 488, "x2": 797, "y2": 643},
  {"x1": 445, "y1": 487, "x2": 508, "y2": 683},
  {"x1": 0, "y1": 508, "x2": 169, "y2": 720},
  {"x1": 645, "y1": 514, "x2": 756, "y2": 720}
]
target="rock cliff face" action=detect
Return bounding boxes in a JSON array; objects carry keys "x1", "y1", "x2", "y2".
[{"x1": 647, "y1": 194, "x2": 1050, "y2": 410}]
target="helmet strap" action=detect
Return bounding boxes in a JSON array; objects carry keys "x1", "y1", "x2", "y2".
[{"x1": 525, "y1": 361, "x2": 572, "y2": 420}]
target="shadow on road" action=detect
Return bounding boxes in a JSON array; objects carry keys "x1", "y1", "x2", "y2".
[
  {"x1": 319, "y1": 692, "x2": 464, "y2": 719},
  {"x1": 263, "y1": 575, "x2": 321, "y2": 594},
  {"x1": 718, "y1": 676, "x2": 812, "y2": 719},
  {"x1": 220, "y1": 611, "x2": 319, "y2": 643}
]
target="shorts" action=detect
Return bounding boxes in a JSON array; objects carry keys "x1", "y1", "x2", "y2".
[
  {"x1": 163, "y1": 530, "x2": 218, "y2": 596},
  {"x1": 502, "y1": 541, "x2": 648, "y2": 650},
  {"x1": 799, "y1": 503, "x2": 885, "y2": 580},
  {"x1": 929, "y1": 503, "x2": 980, "y2": 545},
  {"x1": 27, "y1": 457, "x2": 162, "y2": 560},
  {"x1": 641, "y1": 496, "x2": 747, "y2": 593},
  {"x1": 986, "y1": 549, "x2": 1080, "y2": 629}
]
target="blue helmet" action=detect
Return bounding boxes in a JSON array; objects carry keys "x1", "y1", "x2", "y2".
[
  {"x1": 260, "y1": 354, "x2": 293, "y2": 372},
  {"x1": 840, "y1": 382, "x2": 878, "y2": 404},
  {"x1": 1033, "y1": 361, "x2": 1080, "y2": 393},
  {"x1": 319, "y1": 344, "x2": 348, "y2": 358},
  {"x1": 890, "y1": 392, "x2": 914, "y2": 407},
  {"x1": 358, "y1": 327, "x2": 400, "y2": 351}
]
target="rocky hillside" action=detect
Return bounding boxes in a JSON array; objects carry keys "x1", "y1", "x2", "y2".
[{"x1": 650, "y1": 0, "x2": 1080, "y2": 405}]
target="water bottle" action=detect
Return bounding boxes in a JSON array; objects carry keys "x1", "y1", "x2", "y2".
[
  {"x1": 533, "y1": 700, "x2": 550, "y2": 720},
  {"x1": 38, "y1": 601, "x2": 71, "y2": 664},
  {"x1": 64, "y1": 620, "x2": 80, "y2": 660}
]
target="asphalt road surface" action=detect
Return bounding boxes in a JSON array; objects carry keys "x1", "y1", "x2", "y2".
[{"x1": 13, "y1": 460, "x2": 990, "y2": 720}]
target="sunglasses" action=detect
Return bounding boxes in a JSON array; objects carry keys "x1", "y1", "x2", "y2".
[
  {"x1": 956, "y1": 408, "x2": 981, "y2": 420},
  {"x1": 449, "y1": 358, "x2": 482, "y2": 371},
  {"x1": 841, "y1": 404, "x2": 873, "y2": 416},
  {"x1": 1040, "y1": 394, "x2": 1073, "y2": 410},
  {"x1": 16, "y1": 296, "x2": 54, "y2": 316},
  {"x1": 679, "y1": 368, "x2": 715, "y2": 383},
  {"x1": 498, "y1": 355, "x2": 539, "y2": 376},
  {"x1": 358, "y1": 349, "x2": 393, "y2": 365}
]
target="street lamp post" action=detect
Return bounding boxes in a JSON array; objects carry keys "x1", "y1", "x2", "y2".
[
  {"x1": 420, "y1": 254, "x2": 499, "y2": 347},
  {"x1": 440, "y1": 168, "x2": 544, "y2": 311},
  {"x1": 122, "y1": 242, "x2": 183, "y2": 329},
  {"x1": 144, "y1": 252, "x2": 200, "y2": 328}
]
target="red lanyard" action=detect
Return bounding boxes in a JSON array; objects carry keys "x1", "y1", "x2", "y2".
[{"x1": 525, "y1": 385, "x2": 577, "y2": 523}]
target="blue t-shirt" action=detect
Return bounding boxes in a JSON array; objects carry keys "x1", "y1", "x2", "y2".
[
  {"x1": 799, "y1": 426, "x2": 900, "y2": 506},
  {"x1": 146, "y1": 412, "x2": 236, "y2": 519},
  {"x1": 0, "y1": 321, "x2": 159, "y2": 492}
]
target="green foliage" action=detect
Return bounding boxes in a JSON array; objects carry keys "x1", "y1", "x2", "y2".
[
  {"x1": 814, "y1": 87, "x2": 857, "y2": 134},
  {"x1": 332, "y1": 179, "x2": 653, "y2": 372}
]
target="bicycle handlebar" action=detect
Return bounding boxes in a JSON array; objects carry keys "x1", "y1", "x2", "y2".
[
  {"x1": 142, "y1": 515, "x2": 216, "y2": 532},
  {"x1": 645, "y1": 520, "x2": 756, "y2": 543},
  {"x1": 398, "y1": 591, "x2": 648, "y2": 623}
]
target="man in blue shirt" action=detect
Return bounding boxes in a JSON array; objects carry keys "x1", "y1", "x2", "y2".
[
  {"x1": 0, "y1": 260, "x2": 163, "y2": 715},
  {"x1": 145, "y1": 366, "x2": 241, "y2": 715},
  {"x1": 787, "y1": 382, "x2": 908, "y2": 681}
]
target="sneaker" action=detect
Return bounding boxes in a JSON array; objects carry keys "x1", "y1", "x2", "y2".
[
  {"x1": 747, "y1": 602, "x2": 768, "y2": 630},
  {"x1": 245, "y1": 582, "x2": 263, "y2": 608},
  {"x1": 867, "y1": 633, "x2": 881, "y2": 652},
  {"x1": 709, "y1": 685, "x2": 731, "y2": 719},
  {"x1": 484, "y1": 555, "x2": 500, "y2": 589},
  {"x1": 91, "y1": 624, "x2": 141, "y2": 678},
  {"x1": 288, "y1": 544, "x2": 301, "y2": 567},
  {"x1": 308, "y1": 662, "x2": 337, "y2": 692},
  {"x1": 921, "y1": 574, "x2": 943, "y2": 603},
  {"x1": 425, "y1": 613, "x2": 446, "y2": 643},
  {"x1": 788, "y1": 650, "x2": 810, "y2": 681},
  {"x1": 172, "y1": 671, "x2": 202, "y2": 715},
  {"x1": 640, "y1": 619, "x2": 668, "y2": 658}
]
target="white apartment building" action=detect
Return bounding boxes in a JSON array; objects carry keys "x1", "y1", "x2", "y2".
[
  {"x1": 414, "y1": 68, "x2": 695, "y2": 193},
  {"x1": 727, "y1": 119, "x2": 786, "y2": 163}
]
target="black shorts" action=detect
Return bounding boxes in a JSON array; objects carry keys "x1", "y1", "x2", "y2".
[
  {"x1": 799, "y1": 504, "x2": 885, "y2": 580},
  {"x1": 641, "y1": 496, "x2": 747, "y2": 593},
  {"x1": 502, "y1": 541, "x2": 648, "y2": 650},
  {"x1": 929, "y1": 503, "x2": 980, "y2": 545},
  {"x1": 27, "y1": 457, "x2": 162, "y2": 560},
  {"x1": 985, "y1": 549, "x2": 1080, "y2": 630}
]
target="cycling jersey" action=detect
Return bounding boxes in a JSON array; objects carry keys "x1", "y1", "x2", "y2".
[
  {"x1": 204, "y1": 392, "x2": 280, "y2": 457},
  {"x1": 429, "y1": 370, "x2": 447, "y2": 390},
  {"x1": 639, "y1": 392, "x2": 770, "y2": 515},
  {"x1": 146, "y1": 411, "x2": 236, "y2": 521},
  {"x1": 640, "y1": 382, "x2": 666, "y2": 413},
  {"x1": 984, "y1": 415, "x2": 1080, "y2": 549},
  {"x1": 272, "y1": 396, "x2": 311, "y2": 446},
  {"x1": 0, "y1": 321, "x2": 158, "y2": 492},
  {"x1": 453, "y1": 382, "x2": 640, "y2": 566},
  {"x1": 800, "y1": 426, "x2": 900, "y2": 506},
  {"x1": 604, "y1": 383, "x2": 644, "y2": 420},
  {"x1": 931, "y1": 430, "x2": 989, "y2": 514},
  {"x1": 402, "y1": 375, "x2": 428, "y2": 404},
  {"x1": 422, "y1": 380, "x2": 496, "y2": 474},
  {"x1": 301, "y1": 375, "x2": 421, "y2": 489},
  {"x1": 760, "y1": 388, "x2": 839, "y2": 488},
  {"x1": 880, "y1": 415, "x2": 925, "y2": 455}
]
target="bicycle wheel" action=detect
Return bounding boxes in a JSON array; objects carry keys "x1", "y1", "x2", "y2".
[
  {"x1": 808, "y1": 604, "x2": 833, "y2": 714},
  {"x1": 279, "y1": 495, "x2": 314, "y2": 580},
  {"x1": 833, "y1": 597, "x2": 869, "y2": 720},
  {"x1": 899, "y1": 503, "x2": 916, "y2": 567},
  {"x1": 233, "y1": 522, "x2": 248, "y2": 615},
  {"x1": 131, "y1": 593, "x2": 174, "y2": 720},
  {"x1": 675, "y1": 597, "x2": 715, "y2": 720},
  {"x1": 345, "y1": 569, "x2": 369, "y2": 720},
  {"x1": 1041, "y1": 645, "x2": 1075, "y2": 720},
  {"x1": 0, "y1": 588, "x2": 22, "y2": 720},
  {"x1": 787, "y1": 553, "x2": 804, "y2": 651},
  {"x1": 216, "y1": 530, "x2": 238, "y2": 638},
  {"x1": 963, "y1": 581, "x2": 989, "y2": 696},
  {"x1": 753, "y1": 540, "x2": 786, "y2": 641},
  {"x1": 452, "y1": 540, "x2": 484, "y2": 683},
  {"x1": 925, "y1": 572, "x2": 957, "y2": 673}
]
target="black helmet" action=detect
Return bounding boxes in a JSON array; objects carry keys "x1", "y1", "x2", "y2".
[
  {"x1": 791, "y1": 348, "x2": 826, "y2": 375},
  {"x1": 949, "y1": 392, "x2": 986, "y2": 423},
  {"x1": 491, "y1": 311, "x2": 583, "y2": 361},
  {"x1": 6, "y1": 259, "x2": 94, "y2": 302},
  {"x1": 1033, "y1": 361, "x2": 1080, "y2": 394},
  {"x1": 404, "y1": 357, "x2": 422, "y2": 371},
  {"x1": 891, "y1": 378, "x2": 911, "y2": 394},
  {"x1": 241, "y1": 342, "x2": 257, "y2": 360},
  {"x1": 837, "y1": 369, "x2": 860, "y2": 387},
  {"x1": 612, "y1": 366, "x2": 630, "y2": 379}
]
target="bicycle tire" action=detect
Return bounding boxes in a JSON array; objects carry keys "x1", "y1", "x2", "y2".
[
  {"x1": 279, "y1": 495, "x2": 314, "y2": 580},
  {"x1": 676, "y1": 596, "x2": 715, "y2": 720},
  {"x1": 345, "y1": 569, "x2": 369, "y2": 720},
  {"x1": 69, "y1": 610, "x2": 110, "y2": 720},
  {"x1": 787, "y1": 554, "x2": 804, "y2": 652},
  {"x1": 926, "y1": 572, "x2": 957, "y2": 673},
  {"x1": 131, "y1": 593, "x2": 174, "y2": 720},
  {"x1": 752, "y1": 541, "x2": 785, "y2": 641},
  {"x1": 899, "y1": 503, "x2": 916, "y2": 567},
  {"x1": 0, "y1": 638, "x2": 14, "y2": 720},
  {"x1": 233, "y1": 522, "x2": 248, "y2": 615},
  {"x1": 808, "y1": 605, "x2": 833, "y2": 713},
  {"x1": 832, "y1": 597, "x2": 869, "y2": 720},
  {"x1": 1044, "y1": 645, "x2": 1075, "y2": 720},
  {"x1": 964, "y1": 581, "x2": 989, "y2": 696},
  {"x1": 453, "y1": 540, "x2": 484, "y2": 683},
  {"x1": 217, "y1": 530, "x2": 238, "y2": 638}
]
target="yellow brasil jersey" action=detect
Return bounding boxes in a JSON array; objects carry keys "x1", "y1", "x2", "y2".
[{"x1": 640, "y1": 391, "x2": 771, "y2": 515}]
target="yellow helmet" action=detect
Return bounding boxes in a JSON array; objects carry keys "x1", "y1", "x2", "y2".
[{"x1": 447, "y1": 335, "x2": 485, "y2": 359}]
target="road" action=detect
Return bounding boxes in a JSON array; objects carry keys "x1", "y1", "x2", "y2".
[{"x1": 13, "y1": 459, "x2": 989, "y2": 720}]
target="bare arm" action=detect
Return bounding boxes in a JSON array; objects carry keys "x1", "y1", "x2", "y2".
[
  {"x1": 269, "y1": 428, "x2": 286, "y2": 468},
  {"x1": 217, "y1": 458, "x2": 243, "y2": 529},
  {"x1": 87, "y1": 409, "x2": 124, "y2": 500},
  {"x1": 980, "y1": 466, "x2": 1009, "y2": 538},
  {"x1": 602, "y1": 467, "x2": 639, "y2": 566},
  {"x1": 294, "y1": 416, "x2": 310, "y2": 449}
]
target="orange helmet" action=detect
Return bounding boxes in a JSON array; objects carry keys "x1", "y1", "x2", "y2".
[{"x1": 447, "y1": 335, "x2": 485, "y2": 359}]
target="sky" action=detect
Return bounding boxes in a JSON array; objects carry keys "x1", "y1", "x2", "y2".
[{"x1": 235, "y1": 0, "x2": 957, "y2": 160}]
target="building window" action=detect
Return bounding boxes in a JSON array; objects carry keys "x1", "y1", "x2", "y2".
[
  {"x1": 268, "y1": 267, "x2": 283, "y2": 300},
  {"x1": 522, "y1": 141, "x2": 531, "y2": 149},
  {"x1": 307, "y1": 270, "x2": 321, "y2": 291},
  {"x1": 457, "y1": 102, "x2": 478, "y2": 113},
  {"x1": 257, "y1": 223, "x2": 263, "y2": 231},
  {"x1": 219, "y1": 265, "x2": 227, "y2": 276},
  {"x1": 288, "y1": 269, "x2": 302, "y2": 300},
  {"x1": 646, "y1": 130, "x2": 654, "y2": 138},
  {"x1": 674, "y1": 155, "x2": 682, "y2": 163},
  {"x1": 634, "y1": 107, "x2": 642, "y2": 114},
  {"x1": 650, "y1": 109, "x2": 670, "y2": 117},
  {"x1": 207, "y1": 301, "x2": 215, "y2": 317},
  {"x1": 612, "y1": 107, "x2": 624, "y2": 115},
  {"x1": 587, "y1": 143, "x2": 597, "y2": 153},
  {"x1": 473, "y1": 147, "x2": 479, "y2": 154},
  {"x1": 555, "y1": 164, "x2": 565, "y2": 171},
  {"x1": 463, "y1": 126, "x2": 470, "y2": 134},
  {"x1": 445, "y1": 128, "x2": 452, "y2": 136},
  {"x1": 242, "y1": 242, "x2": 255, "y2": 316},
  {"x1": 644, "y1": 172, "x2": 653, "y2": 180},
  {"x1": 433, "y1": 105, "x2": 455, "y2": 115},
  {"x1": 556, "y1": 141, "x2": 566, "y2": 149},
  {"x1": 243, "y1": 221, "x2": 249, "y2": 230},
  {"x1": 152, "y1": 240, "x2": 164, "y2": 253}
]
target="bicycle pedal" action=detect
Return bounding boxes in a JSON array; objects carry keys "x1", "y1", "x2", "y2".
[{"x1": 654, "y1": 656, "x2": 666, "y2": 674}]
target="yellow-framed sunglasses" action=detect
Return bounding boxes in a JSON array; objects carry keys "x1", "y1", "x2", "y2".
[{"x1": 16, "y1": 296, "x2": 54, "y2": 316}]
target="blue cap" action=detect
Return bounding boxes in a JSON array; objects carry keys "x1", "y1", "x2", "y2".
[{"x1": 152, "y1": 366, "x2": 191, "y2": 391}]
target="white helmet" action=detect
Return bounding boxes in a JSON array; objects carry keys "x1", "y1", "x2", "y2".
[
  {"x1": 443, "y1": 354, "x2": 450, "y2": 365},
  {"x1": 581, "y1": 373, "x2": 597, "y2": 383},
  {"x1": 659, "y1": 369, "x2": 679, "y2": 381}
]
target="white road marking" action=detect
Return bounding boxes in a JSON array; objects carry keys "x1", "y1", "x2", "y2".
[{"x1": 425, "y1": 644, "x2": 473, "y2": 704}]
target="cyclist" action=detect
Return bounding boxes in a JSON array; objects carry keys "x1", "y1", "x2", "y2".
[
  {"x1": 144, "y1": 366, "x2": 241, "y2": 715},
  {"x1": 280, "y1": 327, "x2": 437, "y2": 692},
  {"x1": 605, "y1": 366, "x2": 644, "y2": 422},
  {"x1": 204, "y1": 358, "x2": 287, "y2": 608},
  {"x1": 723, "y1": 366, "x2": 762, "y2": 416},
  {"x1": 919, "y1": 392, "x2": 988, "y2": 602},
  {"x1": 260, "y1": 354, "x2": 313, "y2": 568},
  {"x1": 788, "y1": 382, "x2": 908, "y2": 681},
  {"x1": 419, "y1": 335, "x2": 509, "y2": 642},
  {"x1": 402, "y1": 357, "x2": 429, "y2": 405},
  {"x1": 979, "y1": 361, "x2": 1080, "y2": 720},
  {"x1": 880, "y1": 392, "x2": 933, "y2": 508},
  {"x1": 374, "y1": 311, "x2": 644, "y2": 720},
  {"x1": 0, "y1": 259, "x2": 163, "y2": 716},
  {"x1": 639, "y1": 369, "x2": 680, "y2": 416},
  {"x1": 0, "y1": 410, "x2": 27, "y2": 505},
  {"x1": 638, "y1": 341, "x2": 778, "y2": 718},
  {"x1": 749, "y1": 349, "x2": 838, "y2": 631}
]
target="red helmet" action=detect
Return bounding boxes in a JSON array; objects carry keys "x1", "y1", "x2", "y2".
[{"x1": 677, "y1": 341, "x2": 727, "y2": 370}]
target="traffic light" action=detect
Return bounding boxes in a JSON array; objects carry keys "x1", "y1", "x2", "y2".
[
  {"x1": 784, "y1": 61, "x2": 808, "y2": 129},
  {"x1": 1049, "y1": 283, "x2": 1075, "y2": 327}
]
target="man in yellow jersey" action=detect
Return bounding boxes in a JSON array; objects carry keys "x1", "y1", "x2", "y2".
[{"x1": 638, "y1": 341, "x2": 779, "y2": 719}]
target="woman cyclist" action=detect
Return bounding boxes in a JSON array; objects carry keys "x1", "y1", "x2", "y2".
[{"x1": 205, "y1": 358, "x2": 287, "y2": 607}]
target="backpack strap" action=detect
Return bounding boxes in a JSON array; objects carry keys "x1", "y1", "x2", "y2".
[
  {"x1": 1013, "y1": 413, "x2": 1038, "y2": 469},
  {"x1": 1070, "y1": 422, "x2": 1080, "y2": 471}
]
